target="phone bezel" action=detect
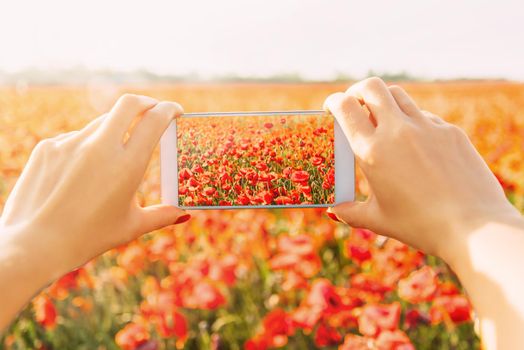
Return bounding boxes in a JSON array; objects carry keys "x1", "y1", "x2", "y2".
[{"x1": 161, "y1": 110, "x2": 354, "y2": 209}]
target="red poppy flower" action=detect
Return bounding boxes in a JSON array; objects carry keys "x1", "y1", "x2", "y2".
[
  {"x1": 115, "y1": 323, "x2": 150, "y2": 350},
  {"x1": 291, "y1": 305, "x2": 322, "y2": 331},
  {"x1": 233, "y1": 184, "x2": 243, "y2": 194},
  {"x1": 179, "y1": 168, "x2": 193, "y2": 180},
  {"x1": 346, "y1": 243, "x2": 372, "y2": 264},
  {"x1": 191, "y1": 164, "x2": 204, "y2": 174},
  {"x1": 297, "y1": 184, "x2": 312, "y2": 195},
  {"x1": 257, "y1": 190, "x2": 273, "y2": 205},
  {"x1": 358, "y1": 302, "x2": 401, "y2": 337},
  {"x1": 350, "y1": 273, "x2": 393, "y2": 295},
  {"x1": 179, "y1": 186, "x2": 188, "y2": 195},
  {"x1": 291, "y1": 170, "x2": 309, "y2": 183},
  {"x1": 182, "y1": 280, "x2": 226, "y2": 310},
  {"x1": 398, "y1": 266, "x2": 438, "y2": 303},
  {"x1": 48, "y1": 268, "x2": 89, "y2": 299},
  {"x1": 429, "y1": 295, "x2": 472, "y2": 325},
  {"x1": 236, "y1": 194, "x2": 250, "y2": 205},
  {"x1": 188, "y1": 177, "x2": 200, "y2": 188},
  {"x1": 311, "y1": 156, "x2": 324, "y2": 166},
  {"x1": 157, "y1": 310, "x2": 188, "y2": 340},
  {"x1": 404, "y1": 309, "x2": 429, "y2": 329},
  {"x1": 305, "y1": 279, "x2": 344, "y2": 313},
  {"x1": 244, "y1": 337, "x2": 269, "y2": 350},
  {"x1": 203, "y1": 186, "x2": 216, "y2": 196},
  {"x1": 313, "y1": 127, "x2": 328, "y2": 135},
  {"x1": 314, "y1": 323, "x2": 342, "y2": 347},
  {"x1": 260, "y1": 308, "x2": 294, "y2": 348},
  {"x1": 33, "y1": 295, "x2": 57, "y2": 329},
  {"x1": 255, "y1": 162, "x2": 268, "y2": 172},
  {"x1": 220, "y1": 172, "x2": 232, "y2": 184},
  {"x1": 274, "y1": 196, "x2": 293, "y2": 205},
  {"x1": 248, "y1": 309, "x2": 298, "y2": 347}
]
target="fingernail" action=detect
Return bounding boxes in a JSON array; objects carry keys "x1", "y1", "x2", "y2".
[
  {"x1": 174, "y1": 214, "x2": 191, "y2": 225},
  {"x1": 326, "y1": 212, "x2": 340, "y2": 222}
]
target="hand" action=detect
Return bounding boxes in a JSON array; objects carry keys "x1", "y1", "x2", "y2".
[
  {"x1": 0, "y1": 94, "x2": 189, "y2": 277},
  {"x1": 324, "y1": 77, "x2": 519, "y2": 260}
]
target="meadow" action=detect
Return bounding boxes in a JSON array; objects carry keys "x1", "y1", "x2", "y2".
[{"x1": 1, "y1": 82, "x2": 523, "y2": 349}]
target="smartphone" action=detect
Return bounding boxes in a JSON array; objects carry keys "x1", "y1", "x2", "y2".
[{"x1": 161, "y1": 110, "x2": 354, "y2": 209}]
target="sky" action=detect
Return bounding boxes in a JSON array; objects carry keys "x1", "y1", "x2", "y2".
[{"x1": 0, "y1": 0, "x2": 523, "y2": 80}]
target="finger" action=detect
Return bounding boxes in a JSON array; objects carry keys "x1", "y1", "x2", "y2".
[
  {"x1": 327, "y1": 200, "x2": 375, "y2": 229},
  {"x1": 346, "y1": 77, "x2": 403, "y2": 125},
  {"x1": 52, "y1": 130, "x2": 79, "y2": 142},
  {"x1": 102, "y1": 94, "x2": 158, "y2": 141},
  {"x1": 126, "y1": 101, "x2": 183, "y2": 158},
  {"x1": 388, "y1": 85, "x2": 424, "y2": 119},
  {"x1": 324, "y1": 92, "x2": 375, "y2": 138},
  {"x1": 324, "y1": 92, "x2": 374, "y2": 157},
  {"x1": 78, "y1": 114, "x2": 108, "y2": 138},
  {"x1": 421, "y1": 110, "x2": 446, "y2": 125},
  {"x1": 136, "y1": 204, "x2": 190, "y2": 234}
]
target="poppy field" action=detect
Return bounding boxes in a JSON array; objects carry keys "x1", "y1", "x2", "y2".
[
  {"x1": 176, "y1": 114, "x2": 335, "y2": 207},
  {"x1": 1, "y1": 82, "x2": 524, "y2": 349}
]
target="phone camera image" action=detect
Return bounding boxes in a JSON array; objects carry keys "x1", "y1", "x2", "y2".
[{"x1": 176, "y1": 113, "x2": 335, "y2": 207}]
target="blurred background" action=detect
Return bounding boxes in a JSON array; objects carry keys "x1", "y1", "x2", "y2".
[
  {"x1": 1, "y1": 1, "x2": 523, "y2": 349},
  {"x1": 1, "y1": 0, "x2": 523, "y2": 84}
]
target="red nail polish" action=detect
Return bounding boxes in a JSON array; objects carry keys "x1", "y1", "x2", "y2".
[
  {"x1": 174, "y1": 214, "x2": 191, "y2": 225},
  {"x1": 326, "y1": 212, "x2": 340, "y2": 222}
]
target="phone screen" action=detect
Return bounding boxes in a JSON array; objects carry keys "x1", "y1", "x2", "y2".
[{"x1": 176, "y1": 112, "x2": 334, "y2": 207}]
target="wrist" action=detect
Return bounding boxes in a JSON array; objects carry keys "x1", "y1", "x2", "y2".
[
  {"x1": 440, "y1": 203, "x2": 523, "y2": 268},
  {"x1": 0, "y1": 221, "x2": 72, "y2": 329},
  {"x1": 0, "y1": 222, "x2": 68, "y2": 286}
]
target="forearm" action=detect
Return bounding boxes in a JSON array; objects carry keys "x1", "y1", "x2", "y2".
[
  {"x1": 445, "y1": 209, "x2": 524, "y2": 350},
  {"x1": 0, "y1": 225, "x2": 62, "y2": 331}
]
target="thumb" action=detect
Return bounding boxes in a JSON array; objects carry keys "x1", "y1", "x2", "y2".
[
  {"x1": 327, "y1": 200, "x2": 373, "y2": 229},
  {"x1": 137, "y1": 204, "x2": 190, "y2": 234}
]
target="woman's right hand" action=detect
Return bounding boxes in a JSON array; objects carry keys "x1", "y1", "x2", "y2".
[
  {"x1": 324, "y1": 77, "x2": 519, "y2": 261},
  {"x1": 1, "y1": 94, "x2": 188, "y2": 278}
]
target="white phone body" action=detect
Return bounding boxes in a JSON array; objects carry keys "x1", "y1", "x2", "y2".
[{"x1": 161, "y1": 110, "x2": 354, "y2": 209}]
